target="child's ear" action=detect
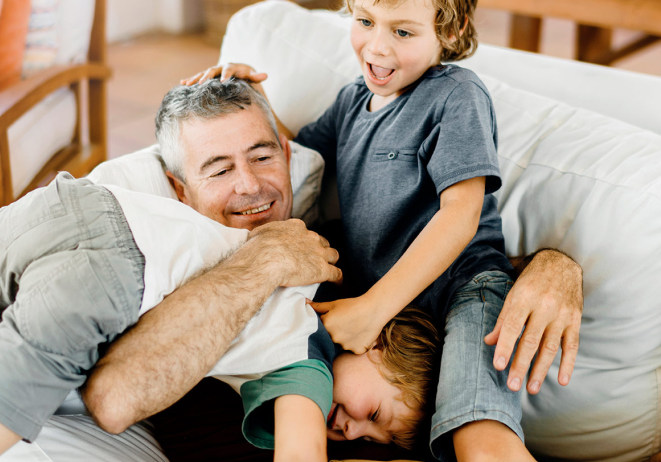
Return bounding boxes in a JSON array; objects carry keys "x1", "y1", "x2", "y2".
[
  {"x1": 449, "y1": 16, "x2": 469, "y2": 43},
  {"x1": 460, "y1": 15, "x2": 468, "y2": 36}
]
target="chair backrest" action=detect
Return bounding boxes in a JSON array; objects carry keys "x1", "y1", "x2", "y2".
[{"x1": 0, "y1": 0, "x2": 109, "y2": 206}]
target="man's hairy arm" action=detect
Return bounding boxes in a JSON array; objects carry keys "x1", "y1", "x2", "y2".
[
  {"x1": 82, "y1": 219, "x2": 341, "y2": 434},
  {"x1": 485, "y1": 248, "x2": 583, "y2": 394}
]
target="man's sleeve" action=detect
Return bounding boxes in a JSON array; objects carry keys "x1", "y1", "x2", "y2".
[
  {"x1": 239, "y1": 359, "x2": 333, "y2": 449},
  {"x1": 426, "y1": 81, "x2": 502, "y2": 196}
]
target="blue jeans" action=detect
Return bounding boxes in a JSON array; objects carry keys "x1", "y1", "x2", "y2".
[
  {"x1": 0, "y1": 173, "x2": 145, "y2": 441},
  {"x1": 430, "y1": 271, "x2": 523, "y2": 461}
]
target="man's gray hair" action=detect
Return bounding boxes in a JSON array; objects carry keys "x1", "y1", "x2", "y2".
[{"x1": 155, "y1": 78, "x2": 279, "y2": 182}]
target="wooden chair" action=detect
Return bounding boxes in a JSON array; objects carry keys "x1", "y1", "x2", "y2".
[
  {"x1": 480, "y1": 0, "x2": 661, "y2": 65},
  {"x1": 0, "y1": 0, "x2": 111, "y2": 206}
]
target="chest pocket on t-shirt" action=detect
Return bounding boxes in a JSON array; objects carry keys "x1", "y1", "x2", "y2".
[
  {"x1": 370, "y1": 149, "x2": 418, "y2": 163},
  {"x1": 368, "y1": 149, "x2": 422, "y2": 198}
]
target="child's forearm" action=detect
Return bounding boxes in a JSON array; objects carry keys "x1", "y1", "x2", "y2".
[
  {"x1": 274, "y1": 395, "x2": 326, "y2": 462},
  {"x1": 365, "y1": 177, "x2": 485, "y2": 323}
]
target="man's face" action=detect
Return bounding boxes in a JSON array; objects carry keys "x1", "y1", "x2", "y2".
[
  {"x1": 169, "y1": 106, "x2": 293, "y2": 230},
  {"x1": 327, "y1": 350, "x2": 419, "y2": 444}
]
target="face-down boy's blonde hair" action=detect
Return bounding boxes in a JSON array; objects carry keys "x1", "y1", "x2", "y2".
[
  {"x1": 370, "y1": 305, "x2": 441, "y2": 450},
  {"x1": 344, "y1": 0, "x2": 478, "y2": 62}
]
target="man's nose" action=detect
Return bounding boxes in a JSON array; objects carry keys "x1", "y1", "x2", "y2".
[
  {"x1": 233, "y1": 165, "x2": 260, "y2": 195},
  {"x1": 367, "y1": 28, "x2": 389, "y2": 57}
]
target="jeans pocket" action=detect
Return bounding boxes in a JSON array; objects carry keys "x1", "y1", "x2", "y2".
[
  {"x1": 5, "y1": 177, "x2": 67, "y2": 244},
  {"x1": 15, "y1": 251, "x2": 123, "y2": 356}
]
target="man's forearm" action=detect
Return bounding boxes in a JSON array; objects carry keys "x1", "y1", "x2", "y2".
[{"x1": 82, "y1": 241, "x2": 281, "y2": 433}]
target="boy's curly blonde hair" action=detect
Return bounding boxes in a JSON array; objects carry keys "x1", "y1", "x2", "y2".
[
  {"x1": 344, "y1": 0, "x2": 478, "y2": 62},
  {"x1": 370, "y1": 305, "x2": 441, "y2": 450}
]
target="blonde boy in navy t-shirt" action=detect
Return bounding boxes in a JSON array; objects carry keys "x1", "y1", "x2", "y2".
[{"x1": 183, "y1": 0, "x2": 537, "y2": 459}]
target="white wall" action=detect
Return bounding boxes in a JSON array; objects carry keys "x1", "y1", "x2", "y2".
[{"x1": 107, "y1": 0, "x2": 204, "y2": 43}]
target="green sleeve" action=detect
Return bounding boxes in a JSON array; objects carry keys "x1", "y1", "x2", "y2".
[{"x1": 239, "y1": 359, "x2": 333, "y2": 449}]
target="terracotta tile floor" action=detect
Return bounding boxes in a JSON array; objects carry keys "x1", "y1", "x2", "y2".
[{"x1": 107, "y1": 10, "x2": 661, "y2": 159}]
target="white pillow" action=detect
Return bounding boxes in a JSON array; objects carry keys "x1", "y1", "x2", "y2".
[
  {"x1": 87, "y1": 141, "x2": 325, "y2": 225},
  {"x1": 219, "y1": 0, "x2": 359, "y2": 135},
  {"x1": 220, "y1": 2, "x2": 661, "y2": 460}
]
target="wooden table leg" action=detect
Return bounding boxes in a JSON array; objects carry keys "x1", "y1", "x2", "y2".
[
  {"x1": 576, "y1": 25, "x2": 612, "y2": 63},
  {"x1": 509, "y1": 14, "x2": 542, "y2": 52}
]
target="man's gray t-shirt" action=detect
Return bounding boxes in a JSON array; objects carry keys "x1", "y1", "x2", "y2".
[{"x1": 295, "y1": 65, "x2": 512, "y2": 320}]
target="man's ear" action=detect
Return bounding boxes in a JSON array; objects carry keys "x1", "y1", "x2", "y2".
[
  {"x1": 166, "y1": 170, "x2": 190, "y2": 205},
  {"x1": 280, "y1": 132, "x2": 292, "y2": 166}
]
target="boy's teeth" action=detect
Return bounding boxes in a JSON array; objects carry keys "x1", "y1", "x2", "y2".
[
  {"x1": 370, "y1": 64, "x2": 394, "y2": 79},
  {"x1": 239, "y1": 203, "x2": 271, "y2": 215}
]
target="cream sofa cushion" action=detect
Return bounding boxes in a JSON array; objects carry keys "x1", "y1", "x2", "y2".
[{"x1": 220, "y1": 2, "x2": 661, "y2": 460}]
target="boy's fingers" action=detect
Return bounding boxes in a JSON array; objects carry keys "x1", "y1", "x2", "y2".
[
  {"x1": 249, "y1": 72, "x2": 268, "y2": 82},
  {"x1": 181, "y1": 72, "x2": 203, "y2": 86},
  {"x1": 309, "y1": 300, "x2": 332, "y2": 314}
]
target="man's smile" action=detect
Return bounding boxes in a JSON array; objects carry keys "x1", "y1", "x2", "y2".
[{"x1": 235, "y1": 202, "x2": 273, "y2": 216}]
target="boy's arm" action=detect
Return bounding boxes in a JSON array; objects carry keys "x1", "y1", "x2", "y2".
[
  {"x1": 274, "y1": 394, "x2": 327, "y2": 462},
  {"x1": 312, "y1": 177, "x2": 485, "y2": 353}
]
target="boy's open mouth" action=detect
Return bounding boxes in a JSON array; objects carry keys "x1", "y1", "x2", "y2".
[
  {"x1": 327, "y1": 403, "x2": 339, "y2": 429},
  {"x1": 367, "y1": 63, "x2": 395, "y2": 85}
]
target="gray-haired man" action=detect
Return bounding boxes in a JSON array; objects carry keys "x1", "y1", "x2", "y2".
[{"x1": 0, "y1": 78, "x2": 581, "y2": 461}]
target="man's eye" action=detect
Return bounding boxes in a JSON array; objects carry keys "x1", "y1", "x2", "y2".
[
  {"x1": 359, "y1": 19, "x2": 372, "y2": 27},
  {"x1": 256, "y1": 156, "x2": 270, "y2": 162},
  {"x1": 212, "y1": 170, "x2": 228, "y2": 177},
  {"x1": 395, "y1": 29, "x2": 410, "y2": 37}
]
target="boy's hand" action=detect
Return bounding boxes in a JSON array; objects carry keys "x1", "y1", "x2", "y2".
[
  {"x1": 308, "y1": 297, "x2": 386, "y2": 354},
  {"x1": 180, "y1": 63, "x2": 268, "y2": 86}
]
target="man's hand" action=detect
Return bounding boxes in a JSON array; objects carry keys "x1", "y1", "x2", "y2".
[
  {"x1": 484, "y1": 249, "x2": 583, "y2": 394},
  {"x1": 249, "y1": 219, "x2": 342, "y2": 287},
  {"x1": 308, "y1": 296, "x2": 384, "y2": 354}
]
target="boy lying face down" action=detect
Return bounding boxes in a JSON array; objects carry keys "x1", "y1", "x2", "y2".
[{"x1": 0, "y1": 173, "x2": 439, "y2": 461}]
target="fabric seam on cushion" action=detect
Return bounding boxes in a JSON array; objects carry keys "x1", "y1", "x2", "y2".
[
  {"x1": 654, "y1": 366, "x2": 661, "y2": 454},
  {"x1": 498, "y1": 157, "x2": 661, "y2": 202}
]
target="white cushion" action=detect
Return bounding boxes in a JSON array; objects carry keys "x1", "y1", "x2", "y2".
[
  {"x1": 461, "y1": 45, "x2": 661, "y2": 137},
  {"x1": 220, "y1": 2, "x2": 661, "y2": 460},
  {"x1": 55, "y1": 0, "x2": 95, "y2": 65},
  {"x1": 87, "y1": 141, "x2": 325, "y2": 225},
  {"x1": 8, "y1": 87, "x2": 76, "y2": 197}
]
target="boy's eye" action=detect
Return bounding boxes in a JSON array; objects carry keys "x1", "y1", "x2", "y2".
[
  {"x1": 370, "y1": 408, "x2": 379, "y2": 422},
  {"x1": 359, "y1": 19, "x2": 372, "y2": 27},
  {"x1": 395, "y1": 29, "x2": 410, "y2": 38}
]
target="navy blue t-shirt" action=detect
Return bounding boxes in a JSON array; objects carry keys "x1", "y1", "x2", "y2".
[{"x1": 296, "y1": 65, "x2": 512, "y2": 321}]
